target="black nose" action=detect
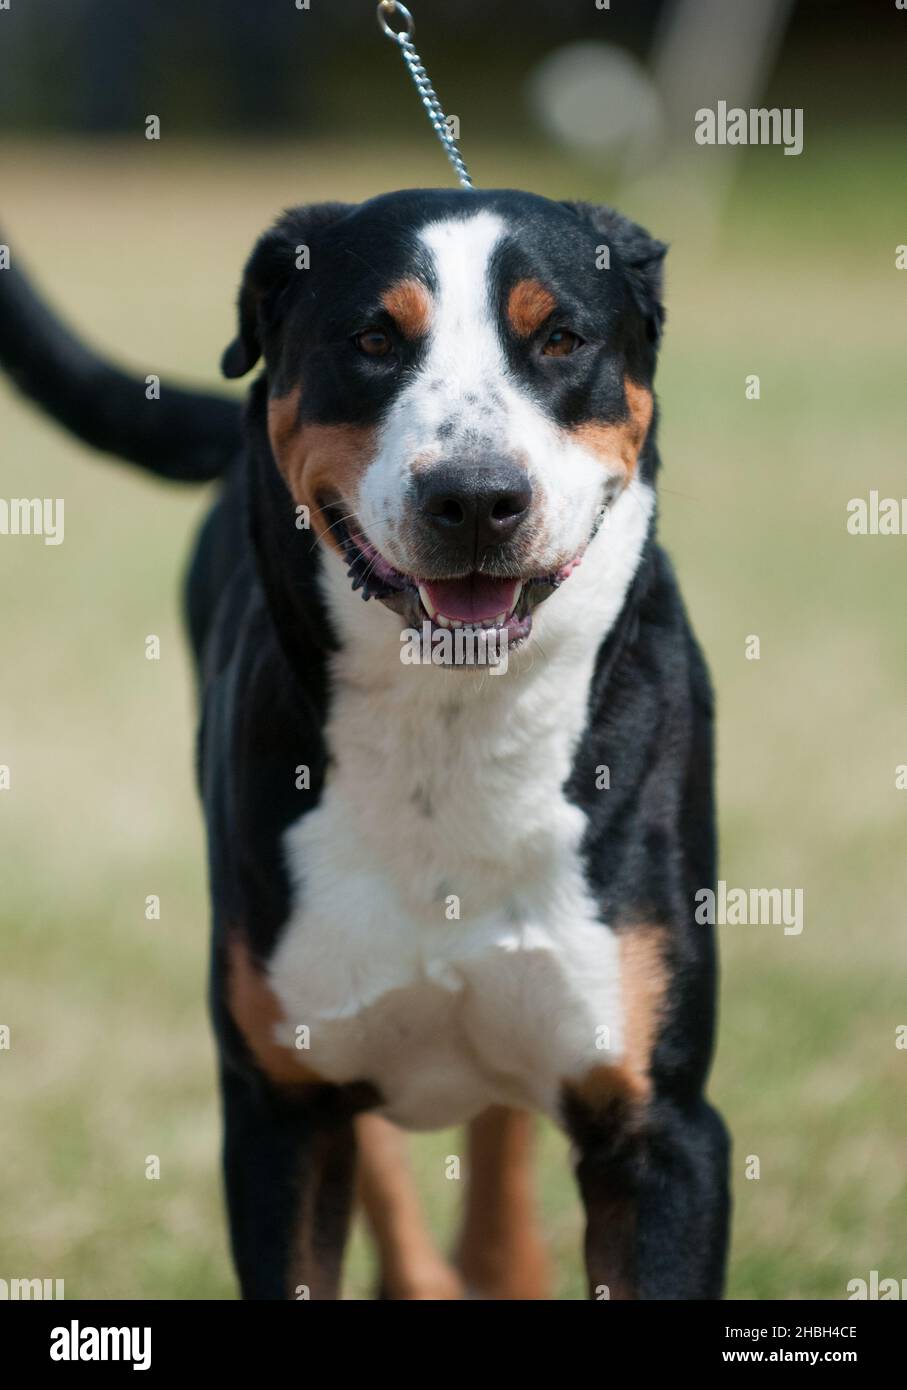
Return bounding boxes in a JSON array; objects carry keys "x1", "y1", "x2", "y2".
[{"x1": 416, "y1": 461, "x2": 532, "y2": 555}]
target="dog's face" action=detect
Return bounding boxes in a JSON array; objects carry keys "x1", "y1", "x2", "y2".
[{"x1": 224, "y1": 190, "x2": 665, "y2": 650}]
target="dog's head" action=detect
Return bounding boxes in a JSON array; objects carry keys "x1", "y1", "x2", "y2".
[{"x1": 224, "y1": 189, "x2": 665, "y2": 656}]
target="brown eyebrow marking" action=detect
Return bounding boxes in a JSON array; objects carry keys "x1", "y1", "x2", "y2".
[
  {"x1": 567, "y1": 378, "x2": 654, "y2": 481},
  {"x1": 381, "y1": 277, "x2": 433, "y2": 339},
  {"x1": 507, "y1": 278, "x2": 557, "y2": 338}
]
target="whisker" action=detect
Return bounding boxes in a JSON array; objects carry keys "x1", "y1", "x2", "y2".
[{"x1": 305, "y1": 509, "x2": 360, "y2": 557}]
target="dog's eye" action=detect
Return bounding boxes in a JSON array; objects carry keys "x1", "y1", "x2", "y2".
[
  {"x1": 542, "y1": 329, "x2": 583, "y2": 357},
  {"x1": 355, "y1": 328, "x2": 393, "y2": 358}
]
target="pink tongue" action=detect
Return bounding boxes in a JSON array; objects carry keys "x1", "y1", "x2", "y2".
[{"x1": 423, "y1": 575, "x2": 520, "y2": 623}]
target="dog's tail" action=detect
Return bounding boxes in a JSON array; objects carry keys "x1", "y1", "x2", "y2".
[{"x1": 0, "y1": 237, "x2": 242, "y2": 482}]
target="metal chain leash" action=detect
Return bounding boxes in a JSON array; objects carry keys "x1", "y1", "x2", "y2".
[{"x1": 376, "y1": 2, "x2": 474, "y2": 189}]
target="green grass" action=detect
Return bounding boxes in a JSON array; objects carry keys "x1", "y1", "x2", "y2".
[{"x1": 0, "y1": 136, "x2": 904, "y2": 1299}]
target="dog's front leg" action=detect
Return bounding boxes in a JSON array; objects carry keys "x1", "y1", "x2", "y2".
[
  {"x1": 220, "y1": 1064, "x2": 357, "y2": 1301},
  {"x1": 569, "y1": 1091, "x2": 731, "y2": 1300}
]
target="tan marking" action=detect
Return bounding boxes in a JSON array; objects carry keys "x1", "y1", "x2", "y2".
[
  {"x1": 226, "y1": 931, "x2": 323, "y2": 1088},
  {"x1": 507, "y1": 278, "x2": 557, "y2": 338},
  {"x1": 266, "y1": 383, "x2": 304, "y2": 461},
  {"x1": 568, "y1": 377, "x2": 654, "y2": 481},
  {"x1": 267, "y1": 387, "x2": 376, "y2": 556},
  {"x1": 456, "y1": 1107, "x2": 549, "y2": 1299},
  {"x1": 567, "y1": 924, "x2": 669, "y2": 1111},
  {"x1": 581, "y1": 1184, "x2": 638, "y2": 1301},
  {"x1": 286, "y1": 1123, "x2": 358, "y2": 1301},
  {"x1": 356, "y1": 1114, "x2": 464, "y2": 1300},
  {"x1": 566, "y1": 927, "x2": 668, "y2": 1302},
  {"x1": 381, "y1": 277, "x2": 433, "y2": 340}
]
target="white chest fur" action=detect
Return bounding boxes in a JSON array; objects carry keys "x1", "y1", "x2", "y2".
[{"x1": 268, "y1": 484, "x2": 654, "y2": 1130}]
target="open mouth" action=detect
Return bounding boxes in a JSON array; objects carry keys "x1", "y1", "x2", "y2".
[{"x1": 322, "y1": 504, "x2": 584, "y2": 649}]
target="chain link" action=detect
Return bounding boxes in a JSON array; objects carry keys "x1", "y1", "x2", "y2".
[{"x1": 377, "y1": 2, "x2": 474, "y2": 190}]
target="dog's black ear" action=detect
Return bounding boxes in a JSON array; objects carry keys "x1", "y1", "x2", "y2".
[
  {"x1": 221, "y1": 202, "x2": 354, "y2": 379},
  {"x1": 561, "y1": 201, "x2": 667, "y2": 348}
]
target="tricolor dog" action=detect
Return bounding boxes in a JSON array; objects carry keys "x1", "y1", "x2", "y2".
[{"x1": 0, "y1": 189, "x2": 730, "y2": 1299}]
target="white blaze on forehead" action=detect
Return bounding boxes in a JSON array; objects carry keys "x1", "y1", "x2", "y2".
[
  {"x1": 356, "y1": 210, "x2": 513, "y2": 550},
  {"x1": 417, "y1": 211, "x2": 508, "y2": 385},
  {"x1": 356, "y1": 207, "x2": 630, "y2": 581}
]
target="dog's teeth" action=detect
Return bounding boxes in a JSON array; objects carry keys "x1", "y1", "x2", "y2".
[
  {"x1": 436, "y1": 614, "x2": 451, "y2": 628},
  {"x1": 418, "y1": 584, "x2": 437, "y2": 620},
  {"x1": 493, "y1": 612, "x2": 506, "y2": 626},
  {"x1": 512, "y1": 582, "x2": 522, "y2": 610}
]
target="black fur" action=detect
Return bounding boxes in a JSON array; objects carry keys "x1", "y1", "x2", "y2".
[{"x1": 0, "y1": 241, "x2": 241, "y2": 480}]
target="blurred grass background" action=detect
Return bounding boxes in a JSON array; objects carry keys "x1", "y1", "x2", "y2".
[{"x1": 0, "y1": 129, "x2": 905, "y2": 1300}]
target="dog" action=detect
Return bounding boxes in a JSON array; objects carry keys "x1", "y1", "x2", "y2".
[{"x1": 0, "y1": 188, "x2": 731, "y2": 1300}]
